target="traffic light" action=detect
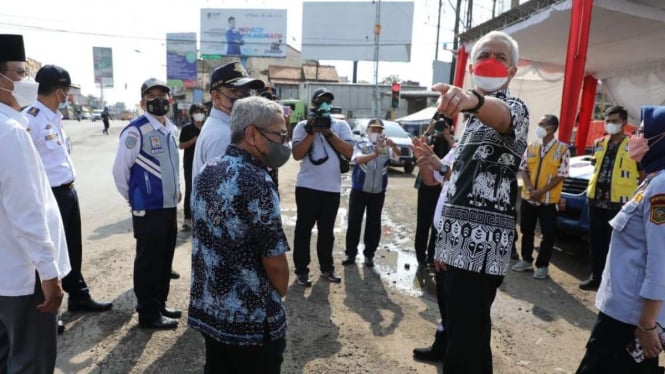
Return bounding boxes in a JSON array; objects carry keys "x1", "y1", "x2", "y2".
[{"x1": 391, "y1": 82, "x2": 400, "y2": 109}]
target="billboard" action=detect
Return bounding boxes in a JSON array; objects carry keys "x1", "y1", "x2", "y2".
[
  {"x1": 301, "y1": 1, "x2": 414, "y2": 62},
  {"x1": 200, "y1": 9, "x2": 287, "y2": 59},
  {"x1": 92, "y1": 47, "x2": 113, "y2": 87},
  {"x1": 166, "y1": 32, "x2": 198, "y2": 88}
]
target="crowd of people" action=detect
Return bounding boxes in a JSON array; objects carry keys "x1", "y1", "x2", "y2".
[{"x1": 2, "y1": 28, "x2": 665, "y2": 374}]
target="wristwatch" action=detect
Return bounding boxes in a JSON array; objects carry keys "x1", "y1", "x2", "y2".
[
  {"x1": 462, "y1": 89, "x2": 485, "y2": 114},
  {"x1": 438, "y1": 164, "x2": 449, "y2": 175}
]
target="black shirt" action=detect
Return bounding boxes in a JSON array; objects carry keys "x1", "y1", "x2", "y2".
[{"x1": 179, "y1": 123, "x2": 201, "y2": 170}]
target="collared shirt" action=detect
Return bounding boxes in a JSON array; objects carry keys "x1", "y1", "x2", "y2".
[
  {"x1": 23, "y1": 100, "x2": 75, "y2": 187},
  {"x1": 112, "y1": 113, "x2": 179, "y2": 202},
  {"x1": 189, "y1": 145, "x2": 289, "y2": 346},
  {"x1": 0, "y1": 103, "x2": 70, "y2": 296},
  {"x1": 596, "y1": 170, "x2": 665, "y2": 326},
  {"x1": 292, "y1": 118, "x2": 354, "y2": 193},
  {"x1": 436, "y1": 89, "x2": 529, "y2": 276},
  {"x1": 350, "y1": 140, "x2": 395, "y2": 194},
  {"x1": 192, "y1": 107, "x2": 231, "y2": 179}
]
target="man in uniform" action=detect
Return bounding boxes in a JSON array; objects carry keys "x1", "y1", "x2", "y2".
[
  {"x1": 580, "y1": 105, "x2": 643, "y2": 290},
  {"x1": 512, "y1": 114, "x2": 570, "y2": 279},
  {"x1": 0, "y1": 33, "x2": 71, "y2": 373},
  {"x1": 112, "y1": 78, "x2": 182, "y2": 329},
  {"x1": 192, "y1": 61, "x2": 263, "y2": 178},
  {"x1": 25, "y1": 64, "x2": 112, "y2": 315}
]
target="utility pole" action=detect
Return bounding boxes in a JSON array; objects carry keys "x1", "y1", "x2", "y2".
[
  {"x1": 435, "y1": 0, "x2": 443, "y2": 61},
  {"x1": 373, "y1": 0, "x2": 382, "y2": 118},
  {"x1": 449, "y1": 0, "x2": 463, "y2": 84}
]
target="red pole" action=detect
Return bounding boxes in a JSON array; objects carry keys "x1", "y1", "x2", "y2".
[
  {"x1": 574, "y1": 75, "x2": 598, "y2": 155},
  {"x1": 451, "y1": 45, "x2": 469, "y2": 128},
  {"x1": 558, "y1": 0, "x2": 594, "y2": 147}
]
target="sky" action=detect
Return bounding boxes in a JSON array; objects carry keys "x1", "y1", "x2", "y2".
[{"x1": 0, "y1": 0, "x2": 508, "y2": 107}]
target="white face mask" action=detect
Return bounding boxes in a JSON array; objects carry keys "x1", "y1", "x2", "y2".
[
  {"x1": 535, "y1": 126, "x2": 548, "y2": 139},
  {"x1": 368, "y1": 133, "x2": 380, "y2": 143},
  {"x1": 472, "y1": 75, "x2": 509, "y2": 93},
  {"x1": 604, "y1": 122, "x2": 622, "y2": 135},
  {"x1": 0, "y1": 74, "x2": 39, "y2": 108},
  {"x1": 192, "y1": 113, "x2": 205, "y2": 122}
]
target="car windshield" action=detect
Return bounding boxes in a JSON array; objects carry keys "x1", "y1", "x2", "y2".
[{"x1": 382, "y1": 122, "x2": 409, "y2": 138}]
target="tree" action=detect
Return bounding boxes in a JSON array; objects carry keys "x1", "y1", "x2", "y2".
[{"x1": 381, "y1": 74, "x2": 400, "y2": 85}]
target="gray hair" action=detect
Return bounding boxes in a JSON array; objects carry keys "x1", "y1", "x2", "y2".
[
  {"x1": 470, "y1": 31, "x2": 519, "y2": 67},
  {"x1": 230, "y1": 96, "x2": 284, "y2": 144}
]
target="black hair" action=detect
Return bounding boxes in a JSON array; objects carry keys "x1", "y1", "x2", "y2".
[
  {"x1": 0, "y1": 62, "x2": 7, "y2": 75},
  {"x1": 605, "y1": 105, "x2": 628, "y2": 121},
  {"x1": 189, "y1": 103, "x2": 207, "y2": 115},
  {"x1": 543, "y1": 114, "x2": 559, "y2": 132},
  {"x1": 228, "y1": 17, "x2": 235, "y2": 22}
]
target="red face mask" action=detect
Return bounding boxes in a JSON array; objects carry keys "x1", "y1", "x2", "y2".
[{"x1": 471, "y1": 58, "x2": 510, "y2": 92}]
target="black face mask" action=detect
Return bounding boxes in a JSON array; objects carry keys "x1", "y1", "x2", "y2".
[{"x1": 145, "y1": 98, "x2": 170, "y2": 116}]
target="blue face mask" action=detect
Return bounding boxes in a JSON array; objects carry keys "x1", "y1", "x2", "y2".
[{"x1": 318, "y1": 102, "x2": 332, "y2": 112}]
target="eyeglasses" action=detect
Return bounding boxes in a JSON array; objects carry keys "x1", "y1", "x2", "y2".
[{"x1": 258, "y1": 128, "x2": 289, "y2": 144}]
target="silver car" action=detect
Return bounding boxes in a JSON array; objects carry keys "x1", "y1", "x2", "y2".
[{"x1": 349, "y1": 118, "x2": 415, "y2": 174}]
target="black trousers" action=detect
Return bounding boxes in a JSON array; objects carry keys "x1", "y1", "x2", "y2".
[
  {"x1": 436, "y1": 270, "x2": 447, "y2": 325},
  {"x1": 577, "y1": 312, "x2": 659, "y2": 374},
  {"x1": 345, "y1": 189, "x2": 385, "y2": 259},
  {"x1": 444, "y1": 266, "x2": 503, "y2": 374},
  {"x1": 52, "y1": 186, "x2": 90, "y2": 300},
  {"x1": 588, "y1": 204, "x2": 620, "y2": 282},
  {"x1": 203, "y1": 332, "x2": 286, "y2": 374},
  {"x1": 520, "y1": 200, "x2": 557, "y2": 268},
  {"x1": 293, "y1": 187, "x2": 340, "y2": 275},
  {"x1": 132, "y1": 208, "x2": 177, "y2": 322},
  {"x1": 415, "y1": 185, "x2": 441, "y2": 264},
  {"x1": 183, "y1": 167, "x2": 193, "y2": 220}
]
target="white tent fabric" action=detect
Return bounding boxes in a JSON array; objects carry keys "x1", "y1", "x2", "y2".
[{"x1": 395, "y1": 106, "x2": 437, "y2": 124}]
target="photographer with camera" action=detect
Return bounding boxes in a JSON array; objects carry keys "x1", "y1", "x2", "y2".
[
  {"x1": 291, "y1": 88, "x2": 353, "y2": 286},
  {"x1": 413, "y1": 113, "x2": 454, "y2": 268},
  {"x1": 342, "y1": 119, "x2": 399, "y2": 267}
]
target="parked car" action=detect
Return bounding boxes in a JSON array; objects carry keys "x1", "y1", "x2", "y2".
[
  {"x1": 91, "y1": 109, "x2": 104, "y2": 122},
  {"x1": 556, "y1": 155, "x2": 594, "y2": 235},
  {"x1": 80, "y1": 110, "x2": 92, "y2": 120},
  {"x1": 349, "y1": 118, "x2": 416, "y2": 174}
]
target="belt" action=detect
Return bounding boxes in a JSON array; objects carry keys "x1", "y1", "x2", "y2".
[{"x1": 52, "y1": 181, "x2": 75, "y2": 191}]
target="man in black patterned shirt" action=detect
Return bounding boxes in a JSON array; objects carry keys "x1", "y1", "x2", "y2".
[{"x1": 415, "y1": 31, "x2": 529, "y2": 373}]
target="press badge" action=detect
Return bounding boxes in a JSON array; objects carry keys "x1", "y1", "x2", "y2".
[{"x1": 150, "y1": 136, "x2": 163, "y2": 154}]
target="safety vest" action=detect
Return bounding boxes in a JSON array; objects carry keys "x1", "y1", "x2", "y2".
[
  {"x1": 521, "y1": 140, "x2": 568, "y2": 204},
  {"x1": 587, "y1": 135, "x2": 639, "y2": 203},
  {"x1": 123, "y1": 116, "x2": 179, "y2": 211}
]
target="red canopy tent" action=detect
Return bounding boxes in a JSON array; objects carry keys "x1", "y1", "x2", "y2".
[{"x1": 454, "y1": 0, "x2": 665, "y2": 154}]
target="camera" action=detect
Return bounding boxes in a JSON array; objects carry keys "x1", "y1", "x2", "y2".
[
  {"x1": 311, "y1": 107, "x2": 332, "y2": 129},
  {"x1": 433, "y1": 113, "x2": 452, "y2": 133}
]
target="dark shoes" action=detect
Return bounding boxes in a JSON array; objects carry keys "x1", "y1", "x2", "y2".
[
  {"x1": 170, "y1": 270, "x2": 180, "y2": 280},
  {"x1": 139, "y1": 315, "x2": 179, "y2": 330},
  {"x1": 579, "y1": 277, "x2": 600, "y2": 291},
  {"x1": 413, "y1": 345, "x2": 445, "y2": 363},
  {"x1": 68, "y1": 298, "x2": 113, "y2": 312},
  {"x1": 342, "y1": 256, "x2": 356, "y2": 266},
  {"x1": 364, "y1": 257, "x2": 374, "y2": 267},
  {"x1": 321, "y1": 271, "x2": 341, "y2": 283},
  {"x1": 57, "y1": 319, "x2": 65, "y2": 334},
  {"x1": 296, "y1": 274, "x2": 312, "y2": 287},
  {"x1": 161, "y1": 307, "x2": 182, "y2": 319}
]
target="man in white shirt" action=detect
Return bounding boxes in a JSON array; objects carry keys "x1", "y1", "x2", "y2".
[
  {"x1": 0, "y1": 33, "x2": 71, "y2": 374},
  {"x1": 112, "y1": 78, "x2": 182, "y2": 330},
  {"x1": 25, "y1": 64, "x2": 112, "y2": 314},
  {"x1": 191, "y1": 61, "x2": 264, "y2": 178}
]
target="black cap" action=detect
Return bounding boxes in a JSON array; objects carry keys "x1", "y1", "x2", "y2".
[
  {"x1": 0, "y1": 34, "x2": 26, "y2": 62},
  {"x1": 209, "y1": 61, "x2": 264, "y2": 92},
  {"x1": 141, "y1": 78, "x2": 170, "y2": 96},
  {"x1": 311, "y1": 88, "x2": 334, "y2": 102},
  {"x1": 35, "y1": 65, "x2": 80, "y2": 89}
]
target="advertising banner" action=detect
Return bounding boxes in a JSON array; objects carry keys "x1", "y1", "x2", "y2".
[
  {"x1": 93, "y1": 47, "x2": 114, "y2": 87},
  {"x1": 200, "y1": 8, "x2": 287, "y2": 59},
  {"x1": 166, "y1": 32, "x2": 198, "y2": 88}
]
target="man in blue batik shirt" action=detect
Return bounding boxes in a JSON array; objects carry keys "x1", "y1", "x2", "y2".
[{"x1": 189, "y1": 96, "x2": 290, "y2": 374}]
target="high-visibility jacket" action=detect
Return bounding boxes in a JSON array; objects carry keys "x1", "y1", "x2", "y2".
[
  {"x1": 521, "y1": 140, "x2": 568, "y2": 204},
  {"x1": 587, "y1": 135, "x2": 639, "y2": 204}
]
